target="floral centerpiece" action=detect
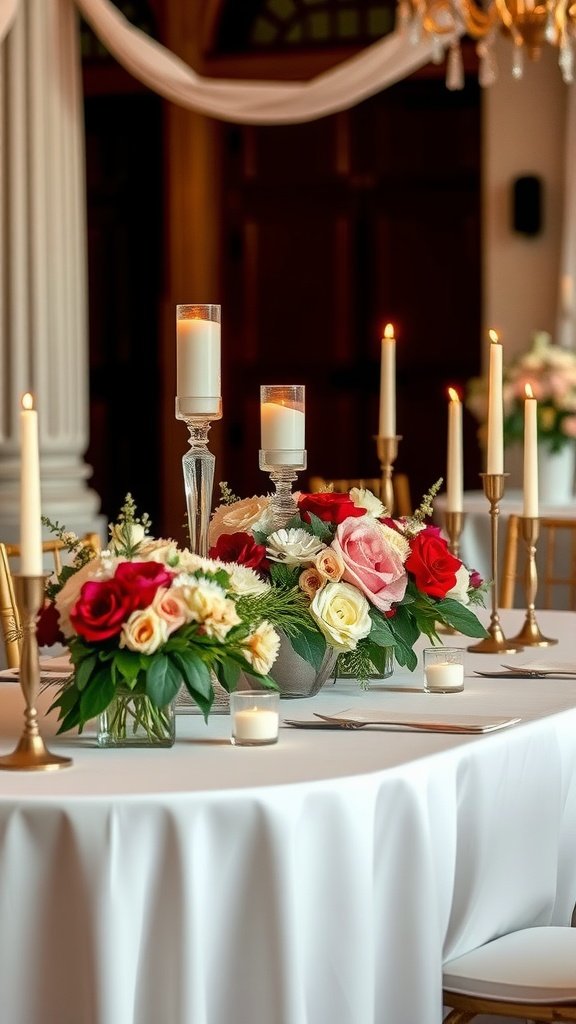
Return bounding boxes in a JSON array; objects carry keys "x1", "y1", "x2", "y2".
[
  {"x1": 208, "y1": 481, "x2": 488, "y2": 685},
  {"x1": 467, "y1": 331, "x2": 576, "y2": 453},
  {"x1": 40, "y1": 496, "x2": 281, "y2": 744}
]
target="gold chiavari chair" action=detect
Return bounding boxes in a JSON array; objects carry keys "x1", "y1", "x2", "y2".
[
  {"x1": 0, "y1": 535, "x2": 101, "y2": 668},
  {"x1": 499, "y1": 515, "x2": 576, "y2": 609},
  {"x1": 308, "y1": 474, "x2": 412, "y2": 518}
]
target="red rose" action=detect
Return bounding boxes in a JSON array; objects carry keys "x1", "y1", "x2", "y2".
[
  {"x1": 114, "y1": 561, "x2": 174, "y2": 609},
  {"x1": 70, "y1": 579, "x2": 133, "y2": 642},
  {"x1": 36, "y1": 601, "x2": 64, "y2": 647},
  {"x1": 298, "y1": 492, "x2": 366, "y2": 525},
  {"x1": 405, "y1": 532, "x2": 461, "y2": 599},
  {"x1": 209, "y1": 532, "x2": 269, "y2": 571}
]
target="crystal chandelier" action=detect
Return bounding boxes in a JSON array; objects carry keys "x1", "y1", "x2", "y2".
[{"x1": 397, "y1": 0, "x2": 575, "y2": 88}]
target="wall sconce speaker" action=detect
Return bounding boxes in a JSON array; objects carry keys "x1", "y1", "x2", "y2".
[{"x1": 512, "y1": 175, "x2": 542, "y2": 236}]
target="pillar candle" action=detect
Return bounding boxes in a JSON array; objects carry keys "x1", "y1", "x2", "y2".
[
  {"x1": 260, "y1": 400, "x2": 305, "y2": 451},
  {"x1": 523, "y1": 384, "x2": 538, "y2": 518},
  {"x1": 378, "y1": 323, "x2": 396, "y2": 437},
  {"x1": 486, "y1": 330, "x2": 504, "y2": 474},
  {"x1": 20, "y1": 393, "x2": 43, "y2": 576},
  {"x1": 446, "y1": 387, "x2": 463, "y2": 513},
  {"x1": 176, "y1": 316, "x2": 221, "y2": 408}
]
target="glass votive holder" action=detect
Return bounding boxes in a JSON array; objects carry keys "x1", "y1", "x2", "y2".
[
  {"x1": 423, "y1": 647, "x2": 464, "y2": 693},
  {"x1": 230, "y1": 691, "x2": 280, "y2": 746}
]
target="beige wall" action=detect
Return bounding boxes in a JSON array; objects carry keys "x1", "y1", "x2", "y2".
[{"x1": 482, "y1": 38, "x2": 568, "y2": 367}]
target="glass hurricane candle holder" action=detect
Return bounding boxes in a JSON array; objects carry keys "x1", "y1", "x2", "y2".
[
  {"x1": 175, "y1": 304, "x2": 222, "y2": 557},
  {"x1": 260, "y1": 384, "x2": 306, "y2": 529}
]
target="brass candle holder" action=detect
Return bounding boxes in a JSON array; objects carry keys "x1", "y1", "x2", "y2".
[
  {"x1": 467, "y1": 473, "x2": 523, "y2": 654},
  {"x1": 0, "y1": 575, "x2": 72, "y2": 771},
  {"x1": 438, "y1": 511, "x2": 465, "y2": 635},
  {"x1": 509, "y1": 516, "x2": 557, "y2": 647},
  {"x1": 444, "y1": 510, "x2": 464, "y2": 559},
  {"x1": 375, "y1": 435, "x2": 402, "y2": 515}
]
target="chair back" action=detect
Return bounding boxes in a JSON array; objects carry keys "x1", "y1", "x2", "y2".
[
  {"x1": 500, "y1": 515, "x2": 576, "y2": 609},
  {"x1": 308, "y1": 475, "x2": 412, "y2": 518},
  {"x1": 0, "y1": 534, "x2": 101, "y2": 668}
]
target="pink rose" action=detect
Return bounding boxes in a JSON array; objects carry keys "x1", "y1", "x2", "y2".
[
  {"x1": 331, "y1": 517, "x2": 408, "y2": 613},
  {"x1": 152, "y1": 587, "x2": 187, "y2": 635}
]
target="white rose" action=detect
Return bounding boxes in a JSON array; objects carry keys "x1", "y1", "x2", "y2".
[
  {"x1": 445, "y1": 563, "x2": 471, "y2": 606},
  {"x1": 120, "y1": 608, "x2": 169, "y2": 654},
  {"x1": 267, "y1": 528, "x2": 326, "y2": 565},
  {"x1": 349, "y1": 487, "x2": 385, "y2": 519},
  {"x1": 180, "y1": 579, "x2": 241, "y2": 639},
  {"x1": 138, "y1": 538, "x2": 180, "y2": 566},
  {"x1": 109, "y1": 522, "x2": 146, "y2": 552},
  {"x1": 310, "y1": 581, "x2": 372, "y2": 653}
]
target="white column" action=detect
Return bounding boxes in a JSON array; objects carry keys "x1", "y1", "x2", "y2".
[{"x1": 0, "y1": 0, "x2": 104, "y2": 543}]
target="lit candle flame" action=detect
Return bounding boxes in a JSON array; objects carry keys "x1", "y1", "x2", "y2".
[
  {"x1": 525, "y1": 383, "x2": 534, "y2": 399},
  {"x1": 448, "y1": 386, "x2": 460, "y2": 403},
  {"x1": 488, "y1": 329, "x2": 499, "y2": 344},
  {"x1": 384, "y1": 323, "x2": 395, "y2": 340},
  {"x1": 21, "y1": 393, "x2": 34, "y2": 411}
]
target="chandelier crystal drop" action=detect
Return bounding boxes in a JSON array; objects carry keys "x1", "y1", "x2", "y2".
[{"x1": 397, "y1": 0, "x2": 576, "y2": 87}]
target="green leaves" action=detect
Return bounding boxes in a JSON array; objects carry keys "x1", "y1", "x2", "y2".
[
  {"x1": 146, "y1": 654, "x2": 182, "y2": 706},
  {"x1": 285, "y1": 624, "x2": 326, "y2": 671},
  {"x1": 435, "y1": 598, "x2": 489, "y2": 638}
]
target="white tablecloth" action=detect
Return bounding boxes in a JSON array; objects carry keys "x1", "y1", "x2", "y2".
[
  {"x1": 1, "y1": 609, "x2": 576, "y2": 1024},
  {"x1": 434, "y1": 490, "x2": 576, "y2": 607}
]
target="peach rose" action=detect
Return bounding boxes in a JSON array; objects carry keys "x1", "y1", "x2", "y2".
[
  {"x1": 120, "y1": 608, "x2": 168, "y2": 654},
  {"x1": 331, "y1": 517, "x2": 407, "y2": 613},
  {"x1": 152, "y1": 587, "x2": 188, "y2": 634},
  {"x1": 299, "y1": 567, "x2": 325, "y2": 599},
  {"x1": 209, "y1": 496, "x2": 271, "y2": 546},
  {"x1": 314, "y1": 547, "x2": 344, "y2": 582}
]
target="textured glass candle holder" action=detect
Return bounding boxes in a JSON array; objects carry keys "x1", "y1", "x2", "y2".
[
  {"x1": 423, "y1": 647, "x2": 464, "y2": 693},
  {"x1": 176, "y1": 304, "x2": 222, "y2": 558},
  {"x1": 260, "y1": 384, "x2": 306, "y2": 529}
]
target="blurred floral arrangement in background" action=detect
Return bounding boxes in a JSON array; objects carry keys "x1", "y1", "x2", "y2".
[{"x1": 467, "y1": 331, "x2": 576, "y2": 453}]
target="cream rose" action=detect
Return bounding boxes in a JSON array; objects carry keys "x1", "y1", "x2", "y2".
[
  {"x1": 299, "y1": 567, "x2": 325, "y2": 599},
  {"x1": 109, "y1": 522, "x2": 146, "y2": 552},
  {"x1": 209, "y1": 496, "x2": 271, "y2": 546},
  {"x1": 138, "y1": 538, "x2": 181, "y2": 566},
  {"x1": 314, "y1": 547, "x2": 345, "y2": 582},
  {"x1": 120, "y1": 608, "x2": 169, "y2": 654},
  {"x1": 445, "y1": 563, "x2": 471, "y2": 606},
  {"x1": 152, "y1": 587, "x2": 188, "y2": 633},
  {"x1": 310, "y1": 580, "x2": 372, "y2": 652},
  {"x1": 242, "y1": 621, "x2": 280, "y2": 675}
]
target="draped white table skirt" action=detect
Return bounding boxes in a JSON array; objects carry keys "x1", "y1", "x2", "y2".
[{"x1": 0, "y1": 610, "x2": 575, "y2": 1024}]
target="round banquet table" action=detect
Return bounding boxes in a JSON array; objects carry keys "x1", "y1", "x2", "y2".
[{"x1": 1, "y1": 609, "x2": 576, "y2": 1024}]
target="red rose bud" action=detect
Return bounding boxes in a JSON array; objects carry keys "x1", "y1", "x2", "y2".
[
  {"x1": 36, "y1": 601, "x2": 64, "y2": 647},
  {"x1": 209, "y1": 532, "x2": 269, "y2": 571},
  {"x1": 298, "y1": 492, "x2": 366, "y2": 525},
  {"x1": 405, "y1": 532, "x2": 460, "y2": 599}
]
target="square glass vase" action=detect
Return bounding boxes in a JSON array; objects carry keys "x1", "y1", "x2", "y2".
[{"x1": 97, "y1": 691, "x2": 176, "y2": 748}]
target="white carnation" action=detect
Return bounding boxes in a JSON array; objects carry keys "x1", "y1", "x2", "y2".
[
  {"x1": 226, "y1": 564, "x2": 270, "y2": 596},
  {"x1": 349, "y1": 487, "x2": 385, "y2": 518},
  {"x1": 266, "y1": 528, "x2": 326, "y2": 565},
  {"x1": 377, "y1": 522, "x2": 411, "y2": 561}
]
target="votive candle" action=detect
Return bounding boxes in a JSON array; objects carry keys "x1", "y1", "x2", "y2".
[
  {"x1": 523, "y1": 383, "x2": 538, "y2": 518},
  {"x1": 486, "y1": 330, "x2": 504, "y2": 475},
  {"x1": 446, "y1": 387, "x2": 463, "y2": 513},
  {"x1": 20, "y1": 393, "x2": 43, "y2": 576},
  {"x1": 378, "y1": 323, "x2": 396, "y2": 437}
]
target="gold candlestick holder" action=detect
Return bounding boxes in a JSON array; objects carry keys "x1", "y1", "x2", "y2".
[
  {"x1": 444, "y1": 510, "x2": 464, "y2": 559},
  {"x1": 509, "y1": 517, "x2": 557, "y2": 647},
  {"x1": 438, "y1": 511, "x2": 465, "y2": 635},
  {"x1": 467, "y1": 473, "x2": 523, "y2": 654},
  {"x1": 0, "y1": 575, "x2": 72, "y2": 771},
  {"x1": 375, "y1": 435, "x2": 402, "y2": 515}
]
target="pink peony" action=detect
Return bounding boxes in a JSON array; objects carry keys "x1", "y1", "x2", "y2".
[{"x1": 331, "y1": 517, "x2": 408, "y2": 613}]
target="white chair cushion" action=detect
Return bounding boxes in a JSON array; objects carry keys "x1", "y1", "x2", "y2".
[{"x1": 443, "y1": 927, "x2": 576, "y2": 1004}]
